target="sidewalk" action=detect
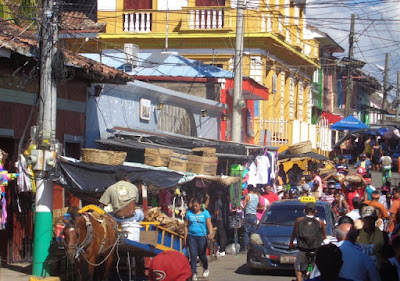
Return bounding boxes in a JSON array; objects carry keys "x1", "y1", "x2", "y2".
[{"x1": 0, "y1": 262, "x2": 31, "y2": 281}]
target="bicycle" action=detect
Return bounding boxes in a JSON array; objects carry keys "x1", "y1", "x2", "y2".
[{"x1": 302, "y1": 251, "x2": 316, "y2": 280}]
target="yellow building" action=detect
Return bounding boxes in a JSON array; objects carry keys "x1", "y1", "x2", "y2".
[{"x1": 63, "y1": 0, "x2": 322, "y2": 147}]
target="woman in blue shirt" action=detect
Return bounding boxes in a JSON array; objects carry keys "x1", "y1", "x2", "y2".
[{"x1": 184, "y1": 198, "x2": 214, "y2": 280}]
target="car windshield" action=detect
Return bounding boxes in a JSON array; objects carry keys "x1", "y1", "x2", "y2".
[{"x1": 261, "y1": 204, "x2": 327, "y2": 226}]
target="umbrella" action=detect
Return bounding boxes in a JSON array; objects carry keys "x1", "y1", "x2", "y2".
[
  {"x1": 331, "y1": 115, "x2": 368, "y2": 131},
  {"x1": 278, "y1": 151, "x2": 328, "y2": 162}
]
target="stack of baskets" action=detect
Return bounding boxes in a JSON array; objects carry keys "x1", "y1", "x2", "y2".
[
  {"x1": 81, "y1": 148, "x2": 127, "y2": 165},
  {"x1": 288, "y1": 141, "x2": 312, "y2": 155}
]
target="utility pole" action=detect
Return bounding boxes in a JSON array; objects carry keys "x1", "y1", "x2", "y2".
[
  {"x1": 31, "y1": 0, "x2": 59, "y2": 276},
  {"x1": 165, "y1": 0, "x2": 169, "y2": 51},
  {"x1": 397, "y1": 71, "x2": 399, "y2": 122},
  {"x1": 382, "y1": 53, "x2": 389, "y2": 124},
  {"x1": 232, "y1": 0, "x2": 245, "y2": 143},
  {"x1": 345, "y1": 13, "x2": 355, "y2": 117}
]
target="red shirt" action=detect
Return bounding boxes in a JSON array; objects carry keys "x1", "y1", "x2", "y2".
[
  {"x1": 263, "y1": 192, "x2": 279, "y2": 204},
  {"x1": 346, "y1": 190, "x2": 360, "y2": 211}
]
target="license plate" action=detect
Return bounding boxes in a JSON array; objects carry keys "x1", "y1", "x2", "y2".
[{"x1": 280, "y1": 255, "x2": 296, "y2": 264}]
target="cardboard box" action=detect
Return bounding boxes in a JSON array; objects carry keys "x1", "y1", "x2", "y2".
[
  {"x1": 139, "y1": 231, "x2": 158, "y2": 246},
  {"x1": 187, "y1": 155, "x2": 218, "y2": 176},
  {"x1": 192, "y1": 147, "x2": 216, "y2": 157},
  {"x1": 144, "y1": 148, "x2": 173, "y2": 167},
  {"x1": 168, "y1": 153, "x2": 188, "y2": 172}
]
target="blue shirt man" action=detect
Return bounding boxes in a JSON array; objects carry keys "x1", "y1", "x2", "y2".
[{"x1": 339, "y1": 240, "x2": 381, "y2": 281}]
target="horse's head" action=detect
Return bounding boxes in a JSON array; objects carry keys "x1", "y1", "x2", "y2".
[{"x1": 63, "y1": 214, "x2": 83, "y2": 262}]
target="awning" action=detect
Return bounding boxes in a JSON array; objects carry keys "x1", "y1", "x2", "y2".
[
  {"x1": 55, "y1": 158, "x2": 240, "y2": 203},
  {"x1": 332, "y1": 128, "x2": 383, "y2": 149},
  {"x1": 322, "y1": 112, "x2": 343, "y2": 124},
  {"x1": 226, "y1": 78, "x2": 269, "y2": 101},
  {"x1": 331, "y1": 115, "x2": 368, "y2": 131},
  {"x1": 278, "y1": 150, "x2": 328, "y2": 162},
  {"x1": 55, "y1": 159, "x2": 184, "y2": 203}
]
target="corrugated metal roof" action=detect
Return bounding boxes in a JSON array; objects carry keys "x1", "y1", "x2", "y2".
[{"x1": 82, "y1": 52, "x2": 235, "y2": 79}]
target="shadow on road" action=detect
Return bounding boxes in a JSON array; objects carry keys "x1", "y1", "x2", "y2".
[
  {"x1": 235, "y1": 263, "x2": 294, "y2": 277},
  {"x1": 1, "y1": 261, "x2": 32, "y2": 274}
]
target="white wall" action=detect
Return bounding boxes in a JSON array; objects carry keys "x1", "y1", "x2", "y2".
[
  {"x1": 158, "y1": 0, "x2": 188, "y2": 10},
  {"x1": 98, "y1": 0, "x2": 116, "y2": 11}
]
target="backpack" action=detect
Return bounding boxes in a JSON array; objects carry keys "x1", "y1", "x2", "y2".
[{"x1": 296, "y1": 216, "x2": 324, "y2": 252}]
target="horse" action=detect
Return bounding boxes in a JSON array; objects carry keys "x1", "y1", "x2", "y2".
[{"x1": 63, "y1": 205, "x2": 119, "y2": 281}]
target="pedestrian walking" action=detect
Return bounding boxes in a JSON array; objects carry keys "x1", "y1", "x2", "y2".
[
  {"x1": 371, "y1": 142, "x2": 382, "y2": 172},
  {"x1": 241, "y1": 184, "x2": 259, "y2": 253},
  {"x1": 215, "y1": 190, "x2": 228, "y2": 257},
  {"x1": 184, "y1": 199, "x2": 213, "y2": 280}
]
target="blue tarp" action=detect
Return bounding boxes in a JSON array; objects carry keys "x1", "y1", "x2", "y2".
[{"x1": 331, "y1": 115, "x2": 368, "y2": 131}]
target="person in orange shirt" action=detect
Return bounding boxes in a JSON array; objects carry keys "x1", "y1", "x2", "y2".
[
  {"x1": 364, "y1": 190, "x2": 390, "y2": 219},
  {"x1": 388, "y1": 188, "x2": 400, "y2": 233},
  {"x1": 364, "y1": 190, "x2": 389, "y2": 231}
]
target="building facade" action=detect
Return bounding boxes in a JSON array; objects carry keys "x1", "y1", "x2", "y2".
[{"x1": 61, "y1": 0, "x2": 326, "y2": 148}]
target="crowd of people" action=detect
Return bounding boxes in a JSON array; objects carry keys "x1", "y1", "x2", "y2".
[
  {"x1": 96, "y1": 137, "x2": 400, "y2": 281},
  {"x1": 282, "y1": 148, "x2": 400, "y2": 281}
]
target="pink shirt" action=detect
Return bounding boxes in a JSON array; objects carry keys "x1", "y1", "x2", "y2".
[
  {"x1": 314, "y1": 175, "x2": 323, "y2": 196},
  {"x1": 256, "y1": 195, "x2": 269, "y2": 221}
]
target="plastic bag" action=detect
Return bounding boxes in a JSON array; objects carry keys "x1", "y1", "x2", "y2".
[
  {"x1": 225, "y1": 243, "x2": 241, "y2": 255},
  {"x1": 228, "y1": 212, "x2": 244, "y2": 229}
]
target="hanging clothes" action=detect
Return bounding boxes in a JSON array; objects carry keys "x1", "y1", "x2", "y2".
[
  {"x1": 269, "y1": 152, "x2": 276, "y2": 182},
  {"x1": 256, "y1": 155, "x2": 270, "y2": 184},
  {"x1": 158, "y1": 189, "x2": 172, "y2": 215},
  {"x1": 247, "y1": 162, "x2": 258, "y2": 186},
  {"x1": 16, "y1": 156, "x2": 34, "y2": 192}
]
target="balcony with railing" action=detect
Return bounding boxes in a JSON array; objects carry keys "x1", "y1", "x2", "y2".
[
  {"x1": 123, "y1": 11, "x2": 152, "y2": 32},
  {"x1": 259, "y1": 11, "x2": 286, "y2": 39},
  {"x1": 180, "y1": 6, "x2": 232, "y2": 31}
]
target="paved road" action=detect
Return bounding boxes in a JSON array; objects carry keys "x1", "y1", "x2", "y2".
[
  {"x1": 1, "y1": 254, "x2": 293, "y2": 281},
  {"x1": 201, "y1": 254, "x2": 292, "y2": 281},
  {"x1": 362, "y1": 169, "x2": 400, "y2": 189}
]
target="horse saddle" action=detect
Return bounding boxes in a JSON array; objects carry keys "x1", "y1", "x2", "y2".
[{"x1": 79, "y1": 204, "x2": 106, "y2": 220}]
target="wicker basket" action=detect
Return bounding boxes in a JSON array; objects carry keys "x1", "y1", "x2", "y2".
[
  {"x1": 81, "y1": 148, "x2": 127, "y2": 165},
  {"x1": 288, "y1": 141, "x2": 312, "y2": 155}
]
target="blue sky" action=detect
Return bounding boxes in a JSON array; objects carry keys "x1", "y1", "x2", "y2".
[{"x1": 306, "y1": 0, "x2": 400, "y2": 98}]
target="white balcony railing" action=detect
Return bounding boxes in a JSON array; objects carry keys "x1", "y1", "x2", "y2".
[
  {"x1": 259, "y1": 118, "x2": 289, "y2": 146},
  {"x1": 123, "y1": 12, "x2": 152, "y2": 33},
  {"x1": 188, "y1": 9, "x2": 224, "y2": 30}
]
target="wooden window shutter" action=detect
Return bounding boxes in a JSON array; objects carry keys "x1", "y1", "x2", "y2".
[
  {"x1": 195, "y1": 0, "x2": 225, "y2": 6},
  {"x1": 124, "y1": 0, "x2": 152, "y2": 10}
]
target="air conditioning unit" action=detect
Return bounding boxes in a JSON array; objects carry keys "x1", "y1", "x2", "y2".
[{"x1": 124, "y1": 43, "x2": 139, "y2": 69}]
